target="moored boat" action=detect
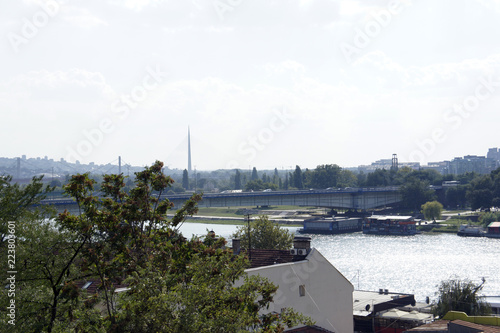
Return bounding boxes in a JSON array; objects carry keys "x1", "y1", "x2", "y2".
[
  {"x1": 299, "y1": 217, "x2": 362, "y2": 234},
  {"x1": 457, "y1": 224, "x2": 485, "y2": 237},
  {"x1": 362, "y1": 215, "x2": 418, "y2": 235}
]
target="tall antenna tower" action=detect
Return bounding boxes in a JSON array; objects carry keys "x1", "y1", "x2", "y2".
[
  {"x1": 392, "y1": 154, "x2": 399, "y2": 171},
  {"x1": 188, "y1": 126, "x2": 192, "y2": 173}
]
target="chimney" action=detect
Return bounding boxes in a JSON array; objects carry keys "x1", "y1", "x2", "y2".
[
  {"x1": 232, "y1": 238, "x2": 241, "y2": 255},
  {"x1": 291, "y1": 236, "x2": 311, "y2": 257},
  {"x1": 293, "y1": 236, "x2": 311, "y2": 250}
]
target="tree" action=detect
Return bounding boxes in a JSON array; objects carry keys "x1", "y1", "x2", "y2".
[
  {"x1": 432, "y1": 278, "x2": 491, "y2": 318},
  {"x1": 251, "y1": 167, "x2": 258, "y2": 181},
  {"x1": 2, "y1": 216, "x2": 102, "y2": 333},
  {"x1": 273, "y1": 168, "x2": 279, "y2": 185},
  {"x1": 0, "y1": 175, "x2": 53, "y2": 243},
  {"x1": 232, "y1": 215, "x2": 294, "y2": 250},
  {"x1": 365, "y1": 169, "x2": 392, "y2": 187},
  {"x1": 3, "y1": 161, "x2": 311, "y2": 332},
  {"x1": 308, "y1": 164, "x2": 342, "y2": 189},
  {"x1": 421, "y1": 200, "x2": 443, "y2": 221},
  {"x1": 479, "y1": 211, "x2": 500, "y2": 227},
  {"x1": 445, "y1": 185, "x2": 467, "y2": 208},
  {"x1": 399, "y1": 178, "x2": 436, "y2": 211},
  {"x1": 338, "y1": 169, "x2": 358, "y2": 188},
  {"x1": 234, "y1": 169, "x2": 242, "y2": 189},
  {"x1": 182, "y1": 169, "x2": 189, "y2": 190},
  {"x1": 293, "y1": 165, "x2": 303, "y2": 189},
  {"x1": 244, "y1": 180, "x2": 277, "y2": 192}
]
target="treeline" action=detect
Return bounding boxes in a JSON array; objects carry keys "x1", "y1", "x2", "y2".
[
  {"x1": 0, "y1": 163, "x2": 312, "y2": 332},
  {"x1": 229, "y1": 164, "x2": 500, "y2": 212},
  {"x1": 44, "y1": 163, "x2": 500, "y2": 212}
]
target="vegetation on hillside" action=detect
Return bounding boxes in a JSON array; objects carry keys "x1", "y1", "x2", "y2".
[{"x1": 0, "y1": 162, "x2": 312, "y2": 332}]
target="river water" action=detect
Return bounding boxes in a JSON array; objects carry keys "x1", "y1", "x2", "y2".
[{"x1": 178, "y1": 223, "x2": 500, "y2": 302}]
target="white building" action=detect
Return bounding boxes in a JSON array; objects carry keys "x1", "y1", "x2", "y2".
[{"x1": 238, "y1": 237, "x2": 354, "y2": 333}]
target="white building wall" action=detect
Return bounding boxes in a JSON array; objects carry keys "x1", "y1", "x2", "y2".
[{"x1": 245, "y1": 249, "x2": 354, "y2": 333}]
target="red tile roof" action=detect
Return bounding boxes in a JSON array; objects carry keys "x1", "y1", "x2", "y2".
[
  {"x1": 404, "y1": 320, "x2": 449, "y2": 332},
  {"x1": 450, "y1": 320, "x2": 500, "y2": 333},
  {"x1": 244, "y1": 249, "x2": 308, "y2": 268}
]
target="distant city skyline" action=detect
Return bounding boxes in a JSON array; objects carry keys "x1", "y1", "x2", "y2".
[
  {"x1": 3, "y1": 145, "x2": 499, "y2": 174},
  {"x1": 2, "y1": 1, "x2": 500, "y2": 170}
]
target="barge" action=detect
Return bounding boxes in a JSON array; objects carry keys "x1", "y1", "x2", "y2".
[
  {"x1": 299, "y1": 217, "x2": 362, "y2": 234},
  {"x1": 363, "y1": 215, "x2": 418, "y2": 236},
  {"x1": 456, "y1": 222, "x2": 500, "y2": 238},
  {"x1": 457, "y1": 224, "x2": 485, "y2": 237}
]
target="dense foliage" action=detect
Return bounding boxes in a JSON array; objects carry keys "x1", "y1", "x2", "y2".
[
  {"x1": 232, "y1": 215, "x2": 294, "y2": 250},
  {"x1": 0, "y1": 162, "x2": 312, "y2": 332},
  {"x1": 421, "y1": 201, "x2": 443, "y2": 221},
  {"x1": 432, "y1": 278, "x2": 491, "y2": 318}
]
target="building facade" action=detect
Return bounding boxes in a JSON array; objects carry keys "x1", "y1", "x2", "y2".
[{"x1": 242, "y1": 242, "x2": 354, "y2": 333}]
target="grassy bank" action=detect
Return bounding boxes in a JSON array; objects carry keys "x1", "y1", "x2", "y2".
[
  {"x1": 194, "y1": 206, "x2": 318, "y2": 217},
  {"x1": 417, "y1": 219, "x2": 465, "y2": 233}
]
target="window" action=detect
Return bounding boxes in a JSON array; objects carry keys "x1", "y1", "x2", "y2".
[{"x1": 299, "y1": 284, "x2": 306, "y2": 297}]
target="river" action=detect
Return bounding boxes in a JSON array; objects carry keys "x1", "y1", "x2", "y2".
[{"x1": 178, "y1": 223, "x2": 500, "y2": 302}]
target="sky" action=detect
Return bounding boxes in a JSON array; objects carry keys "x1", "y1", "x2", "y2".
[{"x1": 2, "y1": 0, "x2": 500, "y2": 171}]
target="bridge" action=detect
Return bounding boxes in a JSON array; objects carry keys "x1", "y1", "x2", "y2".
[{"x1": 40, "y1": 187, "x2": 402, "y2": 213}]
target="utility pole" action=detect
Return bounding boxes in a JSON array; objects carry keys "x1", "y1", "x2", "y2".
[{"x1": 246, "y1": 213, "x2": 251, "y2": 261}]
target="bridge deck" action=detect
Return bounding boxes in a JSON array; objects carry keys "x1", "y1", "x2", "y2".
[{"x1": 40, "y1": 187, "x2": 402, "y2": 213}]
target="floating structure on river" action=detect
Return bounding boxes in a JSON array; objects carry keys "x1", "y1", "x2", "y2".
[
  {"x1": 299, "y1": 217, "x2": 362, "y2": 234},
  {"x1": 362, "y1": 215, "x2": 418, "y2": 236},
  {"x1": 458, "y1": 221, "x2": 500, "y2": 238}
]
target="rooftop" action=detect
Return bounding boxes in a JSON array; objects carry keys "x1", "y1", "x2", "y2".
[
  {"x1": 353, "y1": 290, "x2": 417, "y2": 317},
  {"x1": 285, "y1": 325, "x2": 334, "y2": 332},
  {"x1": 244, "y1": 249, "x2": 308, "y2": 269}
]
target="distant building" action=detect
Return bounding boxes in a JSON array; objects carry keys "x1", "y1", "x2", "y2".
[
  {"x1": 487, "y1": 147, "x2": 500, "y2": 161},
  {"x1": 358, "y1": 159, "x2": 420, "y2": 173},
  {"x1": 421, "y1": 161, "x2": 450, "y2": 174},
  {"x1": 448, "y1": 155, "x2": 496, "y2": 175}
]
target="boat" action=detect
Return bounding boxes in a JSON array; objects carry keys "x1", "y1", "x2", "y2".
[
  {"x1": 299, "y1": 217, "x2": 362, "y2": 234},
  {"x1": 486, "y1": 222, "x2": 500, "y2": 238},
  {"x1": 362, "y1": 215, "x2": 418, "y2": 235},
  {"x1": 457, "y1": 224, "x2": 485, "y2": 237}
]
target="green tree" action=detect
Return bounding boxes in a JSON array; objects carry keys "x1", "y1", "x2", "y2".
[
  {"x1": 308, "y1": 164, "x2": 342, "y2": 189},
  {"x1": 273, "y1": 168, "x2": 279, "y2": 185},
  {"x1": 251, "y1": 167, "x2": 258, "y2": 181},
  {"x1": 365, "y1": 169, "x2": 392, "y2": 187},
  {"x1": 2, "y1": 216, "x2": 102, "y2": 333},
  {"x1": 338, "y1": 169, "x2": 358, "y2": 188},
  {"x1": 467, "y1": 175, "x2": 494, "y2": 210},
  {"x1": 232, "y1": 215, "x2": 294, "y2": 250},
  {"x1": 445, "y1": 185, "x2": 467, "y2": 208},
  {"x1": 432, "y1": 278, "x2": 491, "y2": 318},
  {"x1": 421, "y1": 200, "x2": 443, "y2": 221},
  {"x1": 400, "y1": 178, "x2": 436, "y2": 211},
  {"x1": 479, "y1": 211, "x2": 500, "y2": 227},
  {"x1": 0, "y1": 175, "x2": 53, "y2": 243},
  {"x1": 293, "y1": 165, "x2": 303, "y2": 189},
  {"x1": 244, "y1": 180, "x2": 278, "y2": 192},
  {"x1": 182, "y1": 169, "x2": 189, "y2": 190},
  {"x1": 7, "y1": 161, "x2": 310, "y2": 332},
  {"x1": 235, "y1": 169, "x2": 242, "y2": 189}
]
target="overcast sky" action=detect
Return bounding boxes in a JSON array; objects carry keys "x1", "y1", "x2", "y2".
[{"x1": 2, "y1": 0, "x2": 500, "y2": 171}]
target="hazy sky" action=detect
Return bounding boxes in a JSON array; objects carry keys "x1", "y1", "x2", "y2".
[{"x1": 2, "y1": 0, "x2": 500, "y2": 170}]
